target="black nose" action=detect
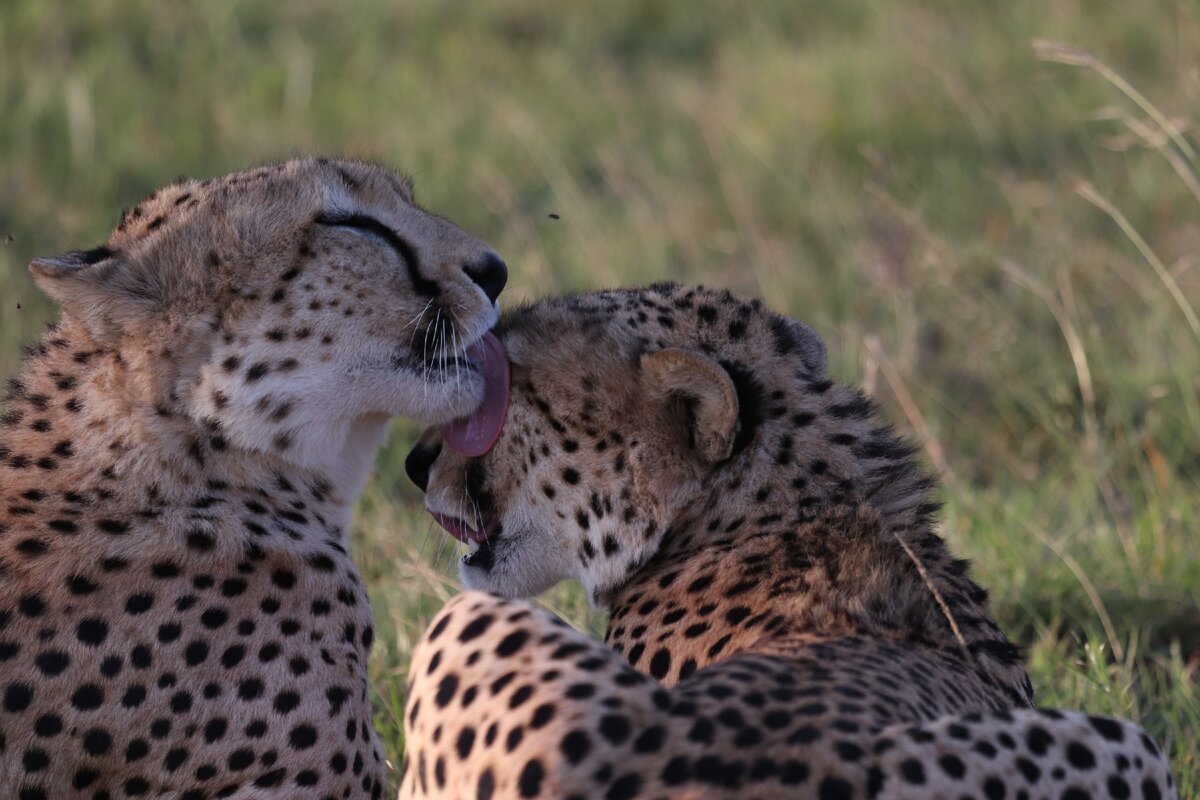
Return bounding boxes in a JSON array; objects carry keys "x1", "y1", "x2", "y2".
[
  {"x1": 463, "y1": 252, "x2": 507, "y2": 304},
  {"x1": 405, "y1": 439, "x2": 442, "y2": 492}
]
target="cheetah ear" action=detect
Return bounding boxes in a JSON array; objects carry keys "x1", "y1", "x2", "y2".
[
  {"x1": 30, "y1": 247, "x2": 159, "y2": 342},
  {"x1": 641, "y1": 348, "x2": 740, "y2": 466}
]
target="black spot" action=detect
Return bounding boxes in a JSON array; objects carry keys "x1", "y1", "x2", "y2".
[
  {"x1": 517, "y1": 758, "x2": 545, "y2": 798},
  {"x1": 560, "y1": 730, "x2": 591, "y2": 764},
  {"x1": 4, "y1": 683, "x2": 33, "y2": 712},
  {"x1": 227, "y1": 748, "x2": 254, "y2": 771},
  {"x1": 254, "y1": 768, "x2": 286, "y2": 788},
  {"x1": 18, "y1": 594, "x2": 46, "y2": 617},
  {"x1": 274, "y1": 690, "x2": 300, "y2": 714},
  {"x1": 1107, "y1": 776, "x2": 1131, "y2": 799},
  {"x1": 938, "y1": 753, "x2": 966, "y2": 779},
  {"x1": 476, "y1": 767, "x2": 495, "y2": 800},
  {"x1": 184, "y1": 641, "x2": 209, "y2": 666},
  {"x1": 201, "y1": 607, "x2": 229, "y2": 628},
  {"x1": 76, "y1": 617, "x2": 108, "y2": 646},
  {"x1": 649, "y1": 649, "x2": 671, "y2": 679},
  {"x1": 1089, "y1": 715, "x2": 1124, "y2": 742},
  {"x1": 455, "y1": 726, "x2": 476, "y2": 759},
  {"x1": 151, "y1": 560, "x2": 180, "y2": 579},
  {"x1": 496, "y1": 630, "x2": 530, "y2": 657},
  {"x1": 605, "y1": 773, "x2": 642, "y2": 800},
  {"x1": 16, "y1": 538, "x2": 47, "y2": 556},
  {"x1": 186, "y1": 531, "x2": 216, "y2": 551},
  {"x1": 271, "y1": 569, "x2": 296, "y2": 589},
  {"x1": 458, "y1": 615, "x2": 495, "y2": 642},
  {"x1": 82, "y1": 727, "x2": 112, "y2": 755},
  {"x1": 237, "y1": 678, "x2": 264, "y2": 700},
  {"x1": 125, "y1": 593, "x2": 155, "y2": 614},
  {"x1": 71, "y1": 683, "x2": 104, "y2": 710},
  {"x1": 1066, "y1": 741, "x2": 1096, "y2": 769},
  {"x1": 632, "y1": 725, "x2": 665, "y2": 753},
  {"x1": 204, "y1": 718, "x2": 228, "y2": 743},
  {"x1": 435, "y1": 674, "x2": 459, "y2": 708},
  {"x1": 33, "y1": 713, "x2": 62, "y2": 737},
  {"x1": 899, "y1": 759, "x2": 925, "y2": 784},
  {"x1": 97, "y1": 518, "x2": 132, "y2": 535},
  {"x1": 73, "y1": 767, "x2": 100, "y2": 789},
  {"x1": 818, "y1": 777, "x2": 854, "y2": 800},
  {"x1": 1007, "y1": 756, "x2": 1039, "y2": 783},
  {"x1": 122, "y1": 685, "x2": 147, "y2": 708},
  {"x1": 34, "y1": 650, "x2": 69, "y2": 676},
  {"x1": 164, "y1": 747, "x2": 189, "y2": 771},
  {"x1": 599, "y1": 714, "x2": 631, "y2": 745},
  {"x1": 509, "y1": 685, "x2": 534, "y2": 708},
  {"x1": 1026, "y1": 725, "x2": 1053, "y2": 756},
  {"x1": 288, "y1": 724, "x2": 318, "y2": 750}
]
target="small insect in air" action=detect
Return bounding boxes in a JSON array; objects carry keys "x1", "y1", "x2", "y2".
[
  {"x1": 547, "y1": 213, "x2": 560, "y2": 220},
  {"x1": 3, "y1": 234, "x2": 13, "y2": 243}
]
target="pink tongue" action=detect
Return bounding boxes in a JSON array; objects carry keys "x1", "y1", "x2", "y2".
[{"x1": 442, "y1": 331, "x2": 510, "y2": 457}]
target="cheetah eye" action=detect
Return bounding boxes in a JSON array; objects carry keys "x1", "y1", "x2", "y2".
[{"x1": 314, "y1": 213, "x2": 418, "y2": 272}]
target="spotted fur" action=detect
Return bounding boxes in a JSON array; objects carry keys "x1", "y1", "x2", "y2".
[
  {"x1": 402, "y1": 285, "x2": 1176, "y2": 799},
  {"x1": 0, "y1": 158, "x2": 507, "y2": 799}
]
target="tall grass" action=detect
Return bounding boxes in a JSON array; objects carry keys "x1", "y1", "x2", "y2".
[{"x1": 2, "y1": 1, "x2": 1198, "y2": 792}]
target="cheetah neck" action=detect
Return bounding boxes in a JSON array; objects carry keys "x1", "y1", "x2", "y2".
[
  {"x1": 604, "y1": 380, "x2": 1030, "y2": 705},
  {"x1": 0, "y1": 317, "x2": 357, "y2": 522}
]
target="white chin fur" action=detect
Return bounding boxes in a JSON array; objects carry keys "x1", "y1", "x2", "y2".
[
  {"x1": 457, "y1": 523, "x2": 578, "y2": 601},
  {"x1": 383, "y1": 368, "x2": 485, "y2": 426}
]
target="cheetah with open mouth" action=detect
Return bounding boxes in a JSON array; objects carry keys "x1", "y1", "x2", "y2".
[
  {"x1": 401, "y1": 284, "x2": 1176, "y2": 799},
  {"x1": 0, "y1": 158, "x2": 510, "y2": 799}
]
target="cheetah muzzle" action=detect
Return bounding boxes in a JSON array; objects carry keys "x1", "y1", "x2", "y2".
[{"x1": 401, "y1": 284, "x2": 1177, "y2": 799}]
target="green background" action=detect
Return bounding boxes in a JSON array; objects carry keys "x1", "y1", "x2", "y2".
[{"x1": 2, "y1": 1, "x2": 1198, "y2": 791}]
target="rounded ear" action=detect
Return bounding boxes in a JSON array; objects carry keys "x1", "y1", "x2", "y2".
[
  {"x1": 29, "y1": 246, "x2": 155, "y2": 343},
  {"x1": 640, "y1": 348, "x2": 740, "y2": 465}
]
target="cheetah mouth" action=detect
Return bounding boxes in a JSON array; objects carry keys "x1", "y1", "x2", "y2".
[
  {"x1": 428, "y1": 511, "x2": 501, "y2": 570},
  {"x1": 392, "y1": 327, "x2": 505, "y2": 384},
  {"x1": 390, "y1": 345, "x2": 478, "y2": 375},
  {"x1": 430, "y1": 511, "x2": 497, "y2": 544}
]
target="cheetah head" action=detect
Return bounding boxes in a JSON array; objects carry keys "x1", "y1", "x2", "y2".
[
  {"x1": 406, "y1": 284, "x2": 828, "y2": 605},
  {"x1": 28, "y1": 158, "x2": 506, "y2": 479}
]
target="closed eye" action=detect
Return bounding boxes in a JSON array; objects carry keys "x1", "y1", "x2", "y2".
[
  {"x1": 314, "y1": 213, "x2": 415, "y2": 266},
  {"x1": 314, "y1": 213, "x2": 440, "y2": 297}
]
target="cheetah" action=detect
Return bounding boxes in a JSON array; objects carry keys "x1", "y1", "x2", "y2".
[
  {"x1": 0, "y1": 158, "x2": 511, "y2": 799},
  {"x1": 400, "y1": 284, "x2": 1176, "y2": 799}
]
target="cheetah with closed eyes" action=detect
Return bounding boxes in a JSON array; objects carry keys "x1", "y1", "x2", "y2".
[
  {"x1": 401, "y1": 284, "x2": 1176, "y2": 799},
  {"x1": 0, "y1": 158, "x2": 511, "y2": 799}
]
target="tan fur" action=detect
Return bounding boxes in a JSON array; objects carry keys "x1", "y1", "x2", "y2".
[
  {"x1": 0, "y1": 158, "x2": 505, "y2": 799},
  {"x1": 401, "y1": 284, "x2": 1176, "y2": 799}
]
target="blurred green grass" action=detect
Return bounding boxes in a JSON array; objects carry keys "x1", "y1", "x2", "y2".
[{"x1": 3, "y1": 0, "x2": 1198, "y2": 792}]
